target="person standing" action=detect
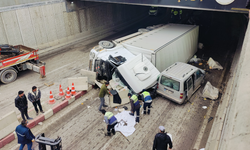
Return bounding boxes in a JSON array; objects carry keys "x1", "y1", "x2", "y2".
[
  {"x1": 153, "y1": 126, "x2": 173, "y2": 150},
  {"x1": 128, "y1": 93, "x2": 140, "y2": 123},
  {"x1": 101, "y1": 109, "x2": 118, "y2": 136},
  {"x1": 141, "y1": 90, "x2": 153, "y2": 115},
  {"x1": 98, "y1": 82, "x2": 110, "y2": 111},
  {"x1": 28, "y1": 86, "x2": 44, "y2": 116},
  {"x1": 15, "y1": 120, "x2": 35, "y2": 150},
  {"x1": 15, "y1": 91, "x2": 33, "y2": 121}
]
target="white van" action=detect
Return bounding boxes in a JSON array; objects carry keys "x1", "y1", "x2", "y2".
[{"x1": 156, "y1": 62, "x2": 205, "y2": 104}]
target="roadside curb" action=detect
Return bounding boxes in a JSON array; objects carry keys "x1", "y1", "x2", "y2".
[{"x1": 0, "y1": 90, "x2": 88, "y2": 148}]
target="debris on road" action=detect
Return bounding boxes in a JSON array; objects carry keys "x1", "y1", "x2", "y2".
[
  {"x1": 208, "y1": 117, "x2": 213, "y2": 123},
  {"x1": 207, "y1": 57, "x2": 223, "y2": 70},
  {"x1": 189, "y1": 55, "x2": 201, "y2": 63},
  {"x1": 202, "y1": 106, "x2": 207, "y2": 109},
  {"x1": 38, "y1": 122, "x2": 43, "y2": 125},
  {"x1": 87, "y1": 106, "x2": 90, "y2": 108},
  {"x1": 202, "y1": 82, "x2": 219, "y2": 100},
  {"x1": 44, "y1": 82, "x2": 54, "y2": 87}
]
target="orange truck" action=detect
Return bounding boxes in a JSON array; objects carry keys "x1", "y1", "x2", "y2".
[{"x1": 0, "y1": 44, "x2": 45, "y2": 84}]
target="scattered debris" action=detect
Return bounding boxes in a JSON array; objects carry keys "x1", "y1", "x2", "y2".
[
  {"x1": 123, "y1": 106, "x2": 128, "y2": 110},
  {"x1": 202, "y1": 82, "x2": 219, "y2": 100},
  {"x1": 204, "y1": 98, "x2": 207, "y2": 101},
  {"x1": 200, "y1": 148, "x2": 205, "y2": 150},
  {"x1": 207, "y1": 57, "x2": 223, "y2": 70},
  {"x1": 44, "y1": 82, "x2": 54, "y2": 87},
  {"x1": 114, "y1": 108, "x2": 118, "y2": 111},
  {"x1": 208, "y1": 117, "x2": 213, "y2": 123},
  {"x1": 87, "y1": 106, "x2": 90, "y2": 108},
  {"x1": 199, "y1": 63, "x2": 203, "y2": 66},
  {"x1": 81, "y1": 103, "x2": 84, "y2": 105},
  {"x1": 38, "y1": 122, "x2": 43, "y2": 125},
  {"x1": 198, "y1": 43, "x2": 204, "y2": 49},
  {"x1": 118, "y1": 108, "x2": 125, "y2": 112},
  {"x1": 189, "y1": 55, "x2": 201, "y2": 63},
  {"x1": 202, "y1": 106, "x2": 207, "y2": 109}
]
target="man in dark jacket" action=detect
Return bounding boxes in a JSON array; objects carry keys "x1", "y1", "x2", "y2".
[
  {"x1": 15, "y1": 91, "x2": 33, "y2": 121},
  {"x1": 28, "y1": 86, "x2": 44, "y2": 116},
  {"x1": 153, "y1": 126, "x2": 173, "y2": 150},
  {"x1": 128, "y1": 93, "x2": 140, "y2": 123},
  {"x1": 16, "y1": 120, "x2": 35, "y2": 150}
]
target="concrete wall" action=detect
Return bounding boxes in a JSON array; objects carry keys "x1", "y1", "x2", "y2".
[
  {"x1": 0, "y1": 0, "x2": 61, "y2": 7},
  {"x1": 0, "y1": 1, "x2": 147, "y2": 49},
  {"x1": 205, "y1": 20, "x2": 250, "y2": 150}
]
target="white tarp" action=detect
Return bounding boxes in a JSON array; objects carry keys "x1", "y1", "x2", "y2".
[
  {"x1": 202, "y1": 82, "x2": 219, "y2": 100},
  {"x1": 207, "y1": 57, "x2": 223, "y2": 70},
  {"x1": 114, "y1": 111, "x2": 136, "y2": 137}
]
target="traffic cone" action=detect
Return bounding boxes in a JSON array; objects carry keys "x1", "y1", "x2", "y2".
[
  {"x1": 71, "y1": 83, "x2": 76, "y2": 95},
  {"x1": 59, "y1": 85, "x2": 64, "y2": 96},
  {"x1": 48, "y1": 91, "x2": 55, "y2": 104},
  {"x1": 65, "y1": 87, "x2": 71, "y2": 99}
]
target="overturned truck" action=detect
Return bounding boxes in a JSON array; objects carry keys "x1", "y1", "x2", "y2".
[{"x1": 89, "y1": 24, "x2": 203, "y2": 104}]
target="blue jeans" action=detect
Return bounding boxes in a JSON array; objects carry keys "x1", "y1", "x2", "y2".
[
  {"x1": 19, "y1": 142, "x2": 32, "y2": 150},
  {"x1": 99, "y1": 97, "x2": 105, "y2": 111}
]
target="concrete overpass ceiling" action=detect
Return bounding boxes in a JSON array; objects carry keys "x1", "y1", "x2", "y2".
[{"x1": 78, "y1": 0, "x2": 249, "y2": 13}]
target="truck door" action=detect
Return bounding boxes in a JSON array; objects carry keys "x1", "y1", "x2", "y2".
[{"x1": 186, "y1": 77, "x2": 194, "y2": 100}]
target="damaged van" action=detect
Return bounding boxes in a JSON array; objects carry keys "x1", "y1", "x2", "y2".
[{"x1": 156, "y1": 62, "x2": 205, "y2": 104}]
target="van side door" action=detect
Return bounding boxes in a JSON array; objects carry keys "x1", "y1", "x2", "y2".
[
  {"x1": 194, "y1": 69, "x2": 205, "y2": 88},
  {"x1": 185, "y1": 77, "x2": 194, "y2": 100}
]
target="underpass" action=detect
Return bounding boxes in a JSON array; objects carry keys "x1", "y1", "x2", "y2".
[{"x1": 0, "y1": 0, "x2": 250, "y2": 149}]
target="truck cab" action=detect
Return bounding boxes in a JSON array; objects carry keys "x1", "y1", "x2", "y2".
[{"x1": 156, "y1": 62, "x2": 205, "y2": 104}]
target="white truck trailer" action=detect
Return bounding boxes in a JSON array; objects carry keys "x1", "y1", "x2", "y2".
[{"x1": 114, "y1": 23, "x2": 199, "y2": 72}]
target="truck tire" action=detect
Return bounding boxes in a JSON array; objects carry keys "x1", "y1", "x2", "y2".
[{"x1": 0, "y1": 69, "x2": 17, "y2": 84}]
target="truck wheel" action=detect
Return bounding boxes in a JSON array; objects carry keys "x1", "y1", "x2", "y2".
[{"x1": 0, "y1": 69, "x2": 17, "y2": 84}]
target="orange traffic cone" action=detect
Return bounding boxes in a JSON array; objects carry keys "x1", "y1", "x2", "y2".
[
  {"x1": 65, "y1": 87, "x2": 71, "y2": 99},
  {"x1": 59, "y1": 84, "x2": 64, "y2": 96},
  {"x1": 48, "y1": 91, "x2": 55, "y2": 104},
  {"x1": 71, "y1": 83, "x2": 76, "y2": 95}
]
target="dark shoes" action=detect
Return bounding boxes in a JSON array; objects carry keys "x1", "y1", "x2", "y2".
[
  {"x1": 27, "y1": 117, "x2": 33, "y2": 120},
  {"x1": 36, "y1": 112, "x2": 38, "y2": 116},
  {"x1": 129, "y1": 113, "x2": 134, "y2": 116},
  {"x1": 103, "y1": 105, "x2": 108, "y2": 107},
  {"x1": 105, "y1": 133, "x2": 111, "y2": 136},
  {"x1": 41, "y1": 110, "x2": 44, "y2": 113}
]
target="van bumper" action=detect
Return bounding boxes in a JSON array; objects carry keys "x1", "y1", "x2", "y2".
[{"x1": 156, "y1": 90, "x2": 184, "y2": 104}]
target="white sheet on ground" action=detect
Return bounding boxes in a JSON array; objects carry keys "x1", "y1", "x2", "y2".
[
  {"x1": 202, "y1": 81, "x2": 219, "y2": 100},
  {"x1": 114, "y1": 111, "x2": 136, "y2": 137}
]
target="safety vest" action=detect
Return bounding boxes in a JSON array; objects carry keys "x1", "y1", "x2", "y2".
[
  {"x1": 131, "y1": 95, "x2": 139, "y2": 106},
  {"x1": 105, "y1": 112, "x2": 117, "y2": 125},
  {"x1": 171, "y1": 9, "x2": 182, "y2": 15},
  {"x1": 142, "y1": 91, "x2": 152, "y2": 102}
]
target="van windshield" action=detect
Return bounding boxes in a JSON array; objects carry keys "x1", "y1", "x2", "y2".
[{"x1": 160, "y1": 76, "x2": 180, "y2": 91}]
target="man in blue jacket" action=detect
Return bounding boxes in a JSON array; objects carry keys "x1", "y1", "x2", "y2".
[
  {"x1": 101, "y1": 109, "x2": 118, "y2": 136},
  {"x1": 15, "y1": 120, "x2": 35, "y2": 150}
]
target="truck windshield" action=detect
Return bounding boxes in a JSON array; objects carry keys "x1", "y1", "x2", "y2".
[{"x1": 160, "y1": 76, "x2": 180, "y2": 91}]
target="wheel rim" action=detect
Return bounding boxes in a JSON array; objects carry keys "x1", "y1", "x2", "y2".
[{"x1": 5, "y1": 72, "x2": 13, "y2": 80}]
